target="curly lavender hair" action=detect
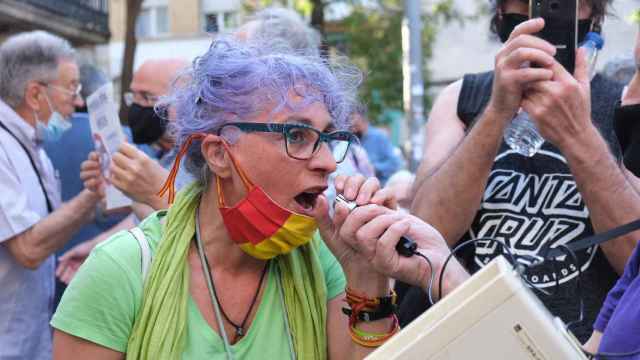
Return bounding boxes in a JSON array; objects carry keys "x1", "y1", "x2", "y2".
[{"x1": 160, "y1": 36, "x2": 361, "y2": 180}]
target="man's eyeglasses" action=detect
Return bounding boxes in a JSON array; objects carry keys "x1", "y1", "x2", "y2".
[
  {"x1": 39, "y1": 82, "x2": 82, "y2": 100},
  {"x1": 218, "y1": 122, "x2": 358, "y2": 163},
  {"x1": 124, "y1": 91, "x2": 160, "y2": 107}
]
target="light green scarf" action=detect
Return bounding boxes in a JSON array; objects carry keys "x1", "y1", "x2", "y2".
[{"x1": 126, "y1": 183, "x2": 328, "y2": 359}]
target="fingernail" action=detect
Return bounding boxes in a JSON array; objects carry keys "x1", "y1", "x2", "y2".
[{"x1": 396, "y1": 220, "x2": 410, "y2": 231}]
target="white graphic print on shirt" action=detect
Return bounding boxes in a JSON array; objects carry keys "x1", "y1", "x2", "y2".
[{"x1": 470, "y1": 150, "x2": 597, "y2": 288}]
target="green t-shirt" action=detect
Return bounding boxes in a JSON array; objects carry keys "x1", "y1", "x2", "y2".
[{"x1": 51, "y1": 212, "x2": 346, "y2": 358}]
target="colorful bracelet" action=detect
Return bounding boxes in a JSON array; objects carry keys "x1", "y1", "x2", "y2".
[
  {"x1": 342, "y1": 306, "x2": 395, "y2": 322},
  {"x1": 343, "y1": 287, "x2": 400, "y2": 347},
  {"x1": 348, "y1": 313, "x2": 400, "y2": 347},
  {"x1": 344, "y1": 287, "x2": 397, "y2": 310}
]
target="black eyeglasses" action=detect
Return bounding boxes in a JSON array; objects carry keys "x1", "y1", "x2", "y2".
[{"x1": 217, "y1": 122, "x2": 357, "y2": 163}]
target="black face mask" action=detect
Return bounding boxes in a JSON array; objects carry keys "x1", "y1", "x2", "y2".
[
  {"x1": 128, "y1": 103, "x2": 168, "y2": 144},
  {"x1": 496, "y1": 13, "x2": 593, "y2": 45},
  {"x1": 614, "y1": 102, "x2": 640, "y2": 176}
]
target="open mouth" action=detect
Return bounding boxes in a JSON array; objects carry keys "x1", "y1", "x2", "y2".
[{"x1": 294, "y1": 188, "x2": 326, "y2": 211}]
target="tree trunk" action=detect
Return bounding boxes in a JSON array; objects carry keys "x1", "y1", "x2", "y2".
[
  {"x1": 309, "y1": 0, "x2": 327, "y2": 56},
  {"x1": 119, "y1": 0, "x2": 143, "y2": 124},
  {"x1": 310, "y1": 0, "x2": 325, "y2": 35}
]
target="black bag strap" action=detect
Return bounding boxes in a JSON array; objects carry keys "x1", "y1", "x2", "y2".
[
  {"x1": 545, "y1": 219, "x2": 640, "y2": 259},
  {"x1": 0, "y1": 120, "x2": 53, "y2": 213}
]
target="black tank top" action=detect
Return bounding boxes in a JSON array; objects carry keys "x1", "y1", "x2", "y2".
[{"x1": 454, "y1": 71, "x2": 624, "y2": 342}]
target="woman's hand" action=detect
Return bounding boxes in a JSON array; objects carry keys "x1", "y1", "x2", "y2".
[
  {"x1": 365, "y1": 214, "x2": 469, "y2": 299},
  {"x1": 312, "y1": 175, "x2": 398, "y2": 297},
  {"x1": 333, "y1": 174, "x2": 398, "y2": 209},
  {"x1": 313, "y1": 174, "x2": 469, "y2": 299}
]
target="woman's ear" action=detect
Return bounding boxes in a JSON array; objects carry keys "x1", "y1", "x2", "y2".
[{"x1": 201, "y1": 135, "x2": 232, "y2": 178}]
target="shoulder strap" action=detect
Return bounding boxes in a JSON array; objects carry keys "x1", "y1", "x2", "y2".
[
  {"x1": 545, "y1": 219, "x2": 640, "y2": 259},
  {"x1": 129, "y1": 227, "x2": 152, "y2": 281},
  {"x1": 0, "y1": 120, "x2": 53, "y2": 213}
]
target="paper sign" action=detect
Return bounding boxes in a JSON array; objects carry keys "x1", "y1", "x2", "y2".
[{"x1": 87, "y1": 83, "x2": 132, "y2": 210}]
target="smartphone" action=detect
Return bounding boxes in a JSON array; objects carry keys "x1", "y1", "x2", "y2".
[{"x1": 529, "y1": 0, "x2": 578, "y2": 74}]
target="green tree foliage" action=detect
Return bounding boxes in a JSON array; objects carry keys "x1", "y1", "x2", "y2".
[
  {"x1": 631, "y1": 8, "x2": 640, "y2": 24},
  {"x1": 335, "y1": 0, "x2": 461, "y2": 122},
  {"x1": 241, "y1": 0, "x2": 467, "y2": 123},
  {"x1": 243, "y1": 0, "x2": 314, "y2": 19}
]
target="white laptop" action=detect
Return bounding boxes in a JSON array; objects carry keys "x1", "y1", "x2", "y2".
[{"x1": 367, "y1": 256, "x2": 587, "y2": 360}]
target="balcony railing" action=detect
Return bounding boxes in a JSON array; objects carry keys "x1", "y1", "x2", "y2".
[{"x1": 22, "y1": 0, "x2": 109, "y2": 36}]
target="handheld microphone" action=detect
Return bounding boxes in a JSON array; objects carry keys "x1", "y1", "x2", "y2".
[{"x1": 334, "y1": 194, "x2": 417, "y2": 257}]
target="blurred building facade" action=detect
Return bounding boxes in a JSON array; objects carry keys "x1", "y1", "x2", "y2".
[
  {"x1": 98, "y1": 0, "x2": 242, "y2": 93},
  {"x1": 0, "y1": 0, "x2": 109, "y2": 45},
  {"x1": 0, "y1": 0, "x2": 244, "y2": 95}
]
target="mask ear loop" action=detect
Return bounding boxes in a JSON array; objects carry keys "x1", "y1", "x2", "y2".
[
  {"x1": 216, "y1": 141, "x2": 254, "y2": 208},
  {"x1": 158, "y1": 133, "x2": 206, "y2": 204}
]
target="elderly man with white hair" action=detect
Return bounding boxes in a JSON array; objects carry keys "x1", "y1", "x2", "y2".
[
  {"x1": 236, "y1": 6, "x2": 323, "y2": 56},
  {"x1": 0, "y1": 30, "x2": 101, "y2": 359}
]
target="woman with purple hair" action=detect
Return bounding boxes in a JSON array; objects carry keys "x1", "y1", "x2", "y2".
[{"x1": 49, "y1": 37, "x2": 451, "y2": 359}]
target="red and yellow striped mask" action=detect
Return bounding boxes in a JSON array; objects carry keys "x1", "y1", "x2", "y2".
[
  {"x1": 215, "y1": 144, "x2": 318, "y2": 260},
  {"x1": 158, "y1": 135, "x2": 318, "y2": 259}
]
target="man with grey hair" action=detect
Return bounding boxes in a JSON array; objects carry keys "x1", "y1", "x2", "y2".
[
  {"x1": 0, "y1": 30, "x2": 101, "y2": 359},
  {"x1": 236, "y1": 6, "x2": 322, "y2": 56}
]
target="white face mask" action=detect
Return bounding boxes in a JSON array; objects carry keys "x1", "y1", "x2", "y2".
[{"x1": 34, "y1": 93, "x2": 72, "y2": 142}]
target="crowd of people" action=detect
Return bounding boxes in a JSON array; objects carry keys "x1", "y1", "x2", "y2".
[{"x1": 0, "y1": 1, "x2": 639, "y2": 359}]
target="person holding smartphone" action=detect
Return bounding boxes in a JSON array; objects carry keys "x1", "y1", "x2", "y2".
[{"x1": 407, "y1": 0, "x2": 640, "y2": 343}]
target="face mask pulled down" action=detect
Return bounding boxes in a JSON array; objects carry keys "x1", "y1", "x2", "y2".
[
  {"x1": 216, "y1": 143, "x2": 318, "y2": 260},
  {"x1": 35, "y1": 93, "x2": 72, "y2": 142},
  {"x1": 157, "y1": 134, "x2": 319, "y2": 260}
]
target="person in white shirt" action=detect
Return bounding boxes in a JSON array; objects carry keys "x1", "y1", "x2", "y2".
[{"x1": 0, "y1": 30, "x2": 102, "y2": 360}]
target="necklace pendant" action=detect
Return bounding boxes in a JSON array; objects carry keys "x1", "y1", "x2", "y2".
[{"x1": 236, "y1": 327, "x2": 244, "y2": 338}]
